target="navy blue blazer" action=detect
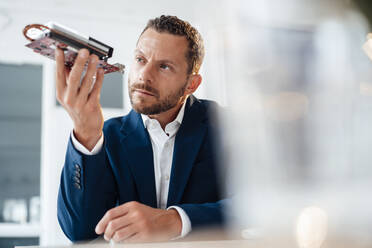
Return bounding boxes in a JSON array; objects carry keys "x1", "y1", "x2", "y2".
[{"x1": 57, "y1": 95, "x2": 226, "y2": 241}]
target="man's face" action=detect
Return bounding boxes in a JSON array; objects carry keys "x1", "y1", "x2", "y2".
[{"x1": 128, "y1": 28, "x2": 190, "y2": 115}]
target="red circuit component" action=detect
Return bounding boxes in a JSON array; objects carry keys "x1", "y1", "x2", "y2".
[{"x1": 23, "y1": 23, "x2": 125, "y2": 74}]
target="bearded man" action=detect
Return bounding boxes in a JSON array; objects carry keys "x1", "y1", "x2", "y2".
[{"x1": 56, "y1": 15, "x2": 225, "y2": 243}]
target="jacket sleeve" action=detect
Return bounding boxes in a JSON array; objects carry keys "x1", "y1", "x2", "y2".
[
  {"x1": 176, "y1": 198, "x2": 229, "y2": 230},
  {"x1": 57, "y1": 137, "x2": 117, "y2": 242}
]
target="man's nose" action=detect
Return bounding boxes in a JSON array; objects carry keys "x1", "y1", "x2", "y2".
[{"x1": 139, "y1": 63, "x2": 154, "y2": 84}]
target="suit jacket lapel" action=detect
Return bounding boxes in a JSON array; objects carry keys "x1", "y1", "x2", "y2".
[
  {"x1": 119, "y1": 111, "x2": 157, "y2": 208},
  {"x1": 167, "y1": 96, "x2": 207, "y2": 207}
]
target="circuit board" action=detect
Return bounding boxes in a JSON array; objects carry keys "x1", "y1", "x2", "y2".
[{"x1": 25, "y1": 36, "x2": 125, "y2": 74}]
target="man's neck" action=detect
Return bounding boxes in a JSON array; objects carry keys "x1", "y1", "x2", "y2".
[{"x1": 148, "y1": 97, "x2": 186, "y2": 130}]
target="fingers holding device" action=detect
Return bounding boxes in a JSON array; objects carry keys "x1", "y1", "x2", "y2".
[{"x1": 22, "y1": 22, "x2": 121, "y2": 149}]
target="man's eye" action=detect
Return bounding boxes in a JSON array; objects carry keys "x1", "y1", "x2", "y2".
[
  {"x1": 136, "y1": 57, "x2": 144, "y2": 63},
  {"x1": 160, "y1": 64, "x2": 170, "y2": 70}
]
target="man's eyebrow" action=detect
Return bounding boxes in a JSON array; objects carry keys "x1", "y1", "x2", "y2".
[
  {"x1": 158, "y1": 59, "x2": 177, "y2": 67},
  {"x1": 134, "y1": 49, "x2": 144, "y2": 55},
  {"x1": 134, "y1": 49, "x2": 178, "y2": 67}
]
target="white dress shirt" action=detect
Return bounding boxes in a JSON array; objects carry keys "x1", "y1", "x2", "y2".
[{"x1": 71, "y1": 102, "x2": 191, "y2": 238}]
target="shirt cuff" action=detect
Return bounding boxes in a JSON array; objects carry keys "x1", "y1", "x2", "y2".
[
  {"x1": 70, "y1": 131, "x2": 104, "y2": 155},
  {"x1": 167, "y1": 206, "x2": 192, "y2": 239}
]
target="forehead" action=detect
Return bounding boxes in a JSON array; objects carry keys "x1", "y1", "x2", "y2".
[{"x1": 136, "y1": 28, "x2": 189, "y2": 65}]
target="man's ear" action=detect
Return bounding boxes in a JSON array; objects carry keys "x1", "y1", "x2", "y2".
[{"x1": 185, "y1": 74, "x2": 202, "y2": 95}]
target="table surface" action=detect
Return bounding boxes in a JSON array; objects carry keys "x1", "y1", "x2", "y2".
[
  {"x1": 16, "y1": 237, "x2": 372, "y2": 248},
  {"x1": 15, "y1": 230, "x2": 372, "y2": 248},
  {"x1": 15, "y1": 239, "x2": 257, "y2": 248}
]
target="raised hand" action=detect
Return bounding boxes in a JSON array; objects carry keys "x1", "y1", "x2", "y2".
[{"x1": 55, "y1": 48, "x2": 105, "y2": 150}]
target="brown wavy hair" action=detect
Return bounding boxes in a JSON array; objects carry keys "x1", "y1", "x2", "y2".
[{"x1": 140, "y1": 15, "x2": 205, "y2": 75}]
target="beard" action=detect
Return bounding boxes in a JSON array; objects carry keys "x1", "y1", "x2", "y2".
[{"x1": 128, "y1": 78, "x2": 187, "y2": 115}]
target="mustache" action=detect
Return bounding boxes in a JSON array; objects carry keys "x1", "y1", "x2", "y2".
[{"x1": 130, "y1": 82, "x2": 159, "y2": 97}]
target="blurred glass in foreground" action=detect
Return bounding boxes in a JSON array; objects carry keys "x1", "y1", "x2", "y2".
[{"x1": 221, "y1": 0, "x2": 372, "y2": 246}]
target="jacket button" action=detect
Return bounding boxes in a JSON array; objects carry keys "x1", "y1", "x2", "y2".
[
  {"x1": 74, "y1": 164, "x2": 81, "y2": 171},
  {"x1": 74, "y1": 183, "x2": 81, "y2": 189},
  {"x1": 75, "y1": 171, "x2": 81, "y2": 178},
  {"x1": 73, "y1": 176, "x2": 80, "y2": 184}
]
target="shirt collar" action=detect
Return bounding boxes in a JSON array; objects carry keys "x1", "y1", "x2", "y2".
[{"x1": 141, "y1": 100, "x2": 187, "y2": 129}]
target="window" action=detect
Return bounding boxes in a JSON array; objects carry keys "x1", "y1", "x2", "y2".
[{"x1": 0, "y1": 63, "x2": 42, "y2": 247}]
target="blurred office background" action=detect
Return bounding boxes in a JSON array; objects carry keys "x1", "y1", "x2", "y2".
[
  {"x1": 222, "y1": 0, "x2": 372, "y2": 247},
  {"x1": 1, "y1": 0, "x2": 372, "y2": 247}
]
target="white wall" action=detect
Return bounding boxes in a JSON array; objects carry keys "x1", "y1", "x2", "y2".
[{"x1": 0, "y1": 0, "x2": 228, "y2": 245}]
